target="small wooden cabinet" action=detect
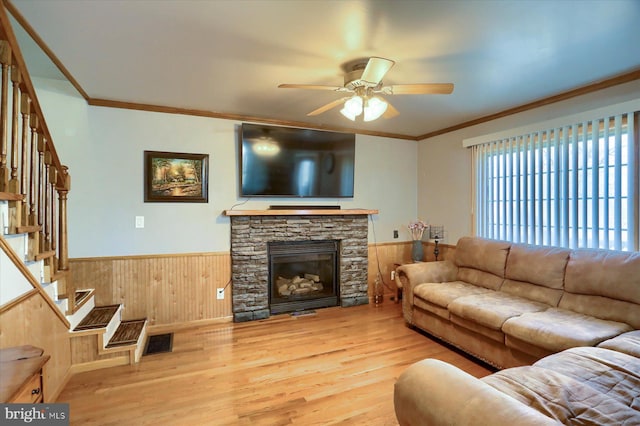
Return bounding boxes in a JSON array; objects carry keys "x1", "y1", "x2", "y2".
[{"x1": 0, "y1": 345, "x2": 49, "y2": 403}]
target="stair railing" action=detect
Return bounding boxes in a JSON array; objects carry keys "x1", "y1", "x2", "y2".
[{"x1": 0, "y1": 6, "x2": 72, "y2": 305}]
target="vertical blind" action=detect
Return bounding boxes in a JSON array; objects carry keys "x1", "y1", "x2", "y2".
[{"x1": 472, "y1": 112, "x2": 638, "y2": 251}]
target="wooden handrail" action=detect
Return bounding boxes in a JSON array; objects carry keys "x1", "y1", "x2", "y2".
[{"x1": 0, "y1": 5, "x2": 67, "y2": 189}]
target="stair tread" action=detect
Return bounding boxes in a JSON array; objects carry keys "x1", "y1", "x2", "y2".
[
  {"x1": 74, "y1": 305, "x2": 120, "y2": 331},
  {"x1": 75, "y1": 290, "x2": 91, "y2": 304},
  {"x1": 106, "y1": 319, "x2": 146, "y2": 347}
]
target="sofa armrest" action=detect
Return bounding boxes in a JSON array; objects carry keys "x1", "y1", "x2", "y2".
[
  {"x1": 395, "y1": 260, "x2": 457, "y2": 289},
  {"x1": 395, "y1": 260, "x2": 457, "y2": 324},
  {"x1": 394, "y1": 359, "x2": 558, "y2": 426}
]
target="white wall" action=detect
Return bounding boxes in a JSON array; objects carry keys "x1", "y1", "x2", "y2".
[
  {"x1": 0, "y1": 235, "x2": 33, "y2": 305},
  {"x1": 35, "y1": 79, "x2": 418, "y2": 257},
  {"x1": 418, "y1": 80, "x2": 640, "y2": 245}
]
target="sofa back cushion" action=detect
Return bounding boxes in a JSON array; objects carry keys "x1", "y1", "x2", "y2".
[
  {"x1": 455, "y1": 237, "x2": 511, "y2": 290},
  {"x1": 501, "y1": 244, "x2": 570, "y2": 306},
  {"x1": 560, "y1": 249, "x2": 640, "y2": 328}
]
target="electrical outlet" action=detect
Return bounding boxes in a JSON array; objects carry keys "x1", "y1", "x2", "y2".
[
  {"x1": 393, "y1": 230, "x2": 398, "y2": 239},
  {"x1": 216, "y1": 288, "x2": 225, "y2": 300}
]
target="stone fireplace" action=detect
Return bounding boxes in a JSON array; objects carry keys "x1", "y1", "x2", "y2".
[{"x1": 226, "y1": 209, "x2": 375, "y2": 322}]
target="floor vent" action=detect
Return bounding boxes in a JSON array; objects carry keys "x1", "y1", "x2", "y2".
[
  {"x1": 143, "y1": 333, "x2": 173, "y2": 356},
  {"x1": 290, "y1": 310, "x2": 317, "y2": 317}
]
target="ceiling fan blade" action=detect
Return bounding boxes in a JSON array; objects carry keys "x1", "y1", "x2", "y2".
[
  {"x1": 307, "y1": 98, "x2": 348, "y2": 116},
  {"x1": 278, "y1": 83, "x2": 349, "y2": 92},
  {"x1": 383, "y1": 83, "x2": 454, "y2": 95},
  {"x1": 383, "y1": 101, "x2": 400, "y2": 119},
  {"x1": 360, "y1": 57, "x2": 395, "y2": 86}
]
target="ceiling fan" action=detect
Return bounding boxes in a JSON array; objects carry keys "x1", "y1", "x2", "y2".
[{"x1": 278, "y1": 57, "x2": 454, "y2": 122}]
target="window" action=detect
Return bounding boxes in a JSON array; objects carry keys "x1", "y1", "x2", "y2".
[{"x1": 472, "y1": 112, "x2": 638, "y2": 251}]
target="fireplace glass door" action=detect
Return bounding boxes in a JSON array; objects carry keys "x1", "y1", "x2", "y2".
[{"x1": 268, "y1": 240, "x2": 339, "y2": 314}]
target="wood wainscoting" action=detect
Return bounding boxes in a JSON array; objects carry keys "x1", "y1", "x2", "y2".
[
  {"x1": 69, "y1": 252, "x2": 233, "y2": 326},
  {"x1": 0, "y1": 291, "x2": 72, "y2": 402},
  {"x1": 69, "y1": 242, "x2": 422, "y2": 327}
]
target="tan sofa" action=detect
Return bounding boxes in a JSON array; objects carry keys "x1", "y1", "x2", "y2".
[
  {"x1": 394, "y1": 236, "x2": 640, "y2": 425},
  {"x1": 395, "y1": 331, "x2": 640, "y2": 425},
  {"x1": 395, "y1": 236, "x2": 640, "y2": 369}
]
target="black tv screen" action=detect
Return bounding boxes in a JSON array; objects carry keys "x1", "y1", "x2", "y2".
[{"x1": 240, "y1": 123, "x2": 355, "y2": 198}]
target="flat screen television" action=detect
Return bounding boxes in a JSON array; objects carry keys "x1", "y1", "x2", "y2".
[{"x1": 240, "y1": 123, "x2": 355, "y2": 198}]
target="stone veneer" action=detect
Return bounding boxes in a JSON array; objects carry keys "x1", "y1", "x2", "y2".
[{"x1": 230, "y1": 215, "x2": 369, "y2": 322}]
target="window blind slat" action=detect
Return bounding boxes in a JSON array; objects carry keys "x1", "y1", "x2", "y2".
[
  {"x1": 570, "y1": 124, "x2": 579, "y2": 248},
  {"x1": 492, "y1": 141, "x2": 498, "y2": 239},
  {"x1": 591, "y1": 119, "x2": 600, "y2": 248},
  {"x1": 580, "y1": 121, "x2": 589, "y2": 247},
  {"x1": 626, "y1": 113, "x2": 637, "y2": 251},
  {"x1": 551, "y1": 129, "x2": 559, "y2": 246},
  {"x1": 514, "y1": 137, "x2": 520, "y2": 242},
  {"x1": 614, "y1": 115, "x2": 622, "y2": 250},
  {"x1": 602, "y1": 119, "x2": 610, "y2": 249},
  {"x1": 535, "y1": 131, "x2": 543, "y2": 245},
  {"x1": 561, "y1": 126, "x2": 570, "y2": 248},
  {"x1": 527, "y1": 133, "x2": 535, "y2": 244}
]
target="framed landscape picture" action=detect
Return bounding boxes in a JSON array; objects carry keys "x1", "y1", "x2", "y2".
[{"x1": 144, "y1": 151, "x2": 209, "y2": 203}]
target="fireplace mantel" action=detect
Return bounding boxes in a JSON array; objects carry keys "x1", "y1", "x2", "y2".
[{"x1": 224, "y1": 209, "x2": 377, "y2": 216}]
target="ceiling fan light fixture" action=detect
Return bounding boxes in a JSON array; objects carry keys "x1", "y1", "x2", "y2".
[
  {"x1": 345, "y1": 95, "x2": 363, "y2": 115},
  {"x1": 339, "y1": 106, "x2": 357, "y2": 121},
  {"x1": 363, "y1": 96, "x2": 388, "y2": 122}
]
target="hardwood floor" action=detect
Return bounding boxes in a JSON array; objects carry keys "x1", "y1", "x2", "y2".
[{"x1": 58, "y1": 302, "x2": 492, "y2": 425}]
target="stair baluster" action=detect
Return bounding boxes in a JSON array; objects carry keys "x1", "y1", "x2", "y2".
[{"x1": 0, "y1": 40, "x2": 9, "y2": 191}]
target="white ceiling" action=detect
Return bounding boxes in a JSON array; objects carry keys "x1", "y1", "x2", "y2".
[{"x1": 9, "y1": 0, "x2": 640, "y2": 139}]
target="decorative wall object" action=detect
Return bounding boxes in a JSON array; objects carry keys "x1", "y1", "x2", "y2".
[{"x1": 144, "y1": 151, "x2": 208, "y2": 203}]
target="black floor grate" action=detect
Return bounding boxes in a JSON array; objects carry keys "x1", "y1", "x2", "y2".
[
  {"x1": 143, "y1": 333, "x2": 173, "y2": 356},
  {"x1": 290, "y1": 310, "x2": 317, "y2": 317}
]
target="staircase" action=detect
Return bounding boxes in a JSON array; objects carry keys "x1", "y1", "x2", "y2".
[
  {"x1": 1, "y1": 204, "x2": 148, "y2": 371},
  {"x1": 0, "y1": 14, "x2": 148, "y2": 373}
]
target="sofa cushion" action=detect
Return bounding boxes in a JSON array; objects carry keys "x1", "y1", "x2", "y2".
[
  {"x1": 413, "y1": 281, "x2": 493, "y2": 309},
  {"x1": 413, "y1": 296, "x2": 450, "y2": 320},
  {"x1": 565, "y1": 248, "x2": 640, "y2": 304},
  {"x1": 501, "y1": 279, "x2": 564, "y2": 307},
  {"x1": 483, "y1": 347, "x2": 640, "y2": 425},
  {"x1": 456, "y1": 267, "x2": 504, "y2": 291},
  {"x1": 448, "y1": 292, "x2": 548, "y2": 331},
  {"x1": 454, "y1": 237, "x2": 510, "y2": 289},
  {"x1": 559, "y1": 292, "x2": 640, "y2": 329},
  {"x1": 502, "y1": 308, "x2": 633, "y2": 352},
  {"x1": 505, "y1": 243, "x2": 570, "y2": 289},
  {"x1": 500, "y1": 243, "x2": 570, "y2": 306},
  {"x1": 562, "y1": 248, "x2": 640, "y2": 328},
  {"x1": 597, "y1": 330, "x2": 640, "y2": 358}
]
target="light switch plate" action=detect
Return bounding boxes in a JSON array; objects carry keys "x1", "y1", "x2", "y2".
[
  {"x1": 135, "y1": 216, "x2": 144, "y2": 228},
  {"x1": 216, "y1": 288, "x2": 225, "y2": 300}
]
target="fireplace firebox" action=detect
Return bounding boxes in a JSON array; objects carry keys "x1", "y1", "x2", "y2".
[{"x1": 268, "y1": 240, "x2": 339, "y2": 314}]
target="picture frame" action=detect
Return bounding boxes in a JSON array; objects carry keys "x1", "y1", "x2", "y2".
[{"x1": 144, "y1": 151, "x2": 209, "y2": 203}]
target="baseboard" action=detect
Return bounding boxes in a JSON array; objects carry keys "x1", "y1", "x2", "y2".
[
  {"x1": 48, "y1": 367, "x2": 73, "y2": 403},
  {"x1": 69, "y1": 356, "x2": 129, "y2": 374},
  {"x1": 147, "y1": 316, "x2": 233, "y2": 334}
]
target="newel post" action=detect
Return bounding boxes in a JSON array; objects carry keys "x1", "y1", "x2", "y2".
[{"x1": 57, "y1": 166, "x2": 70, "y2": 271}]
